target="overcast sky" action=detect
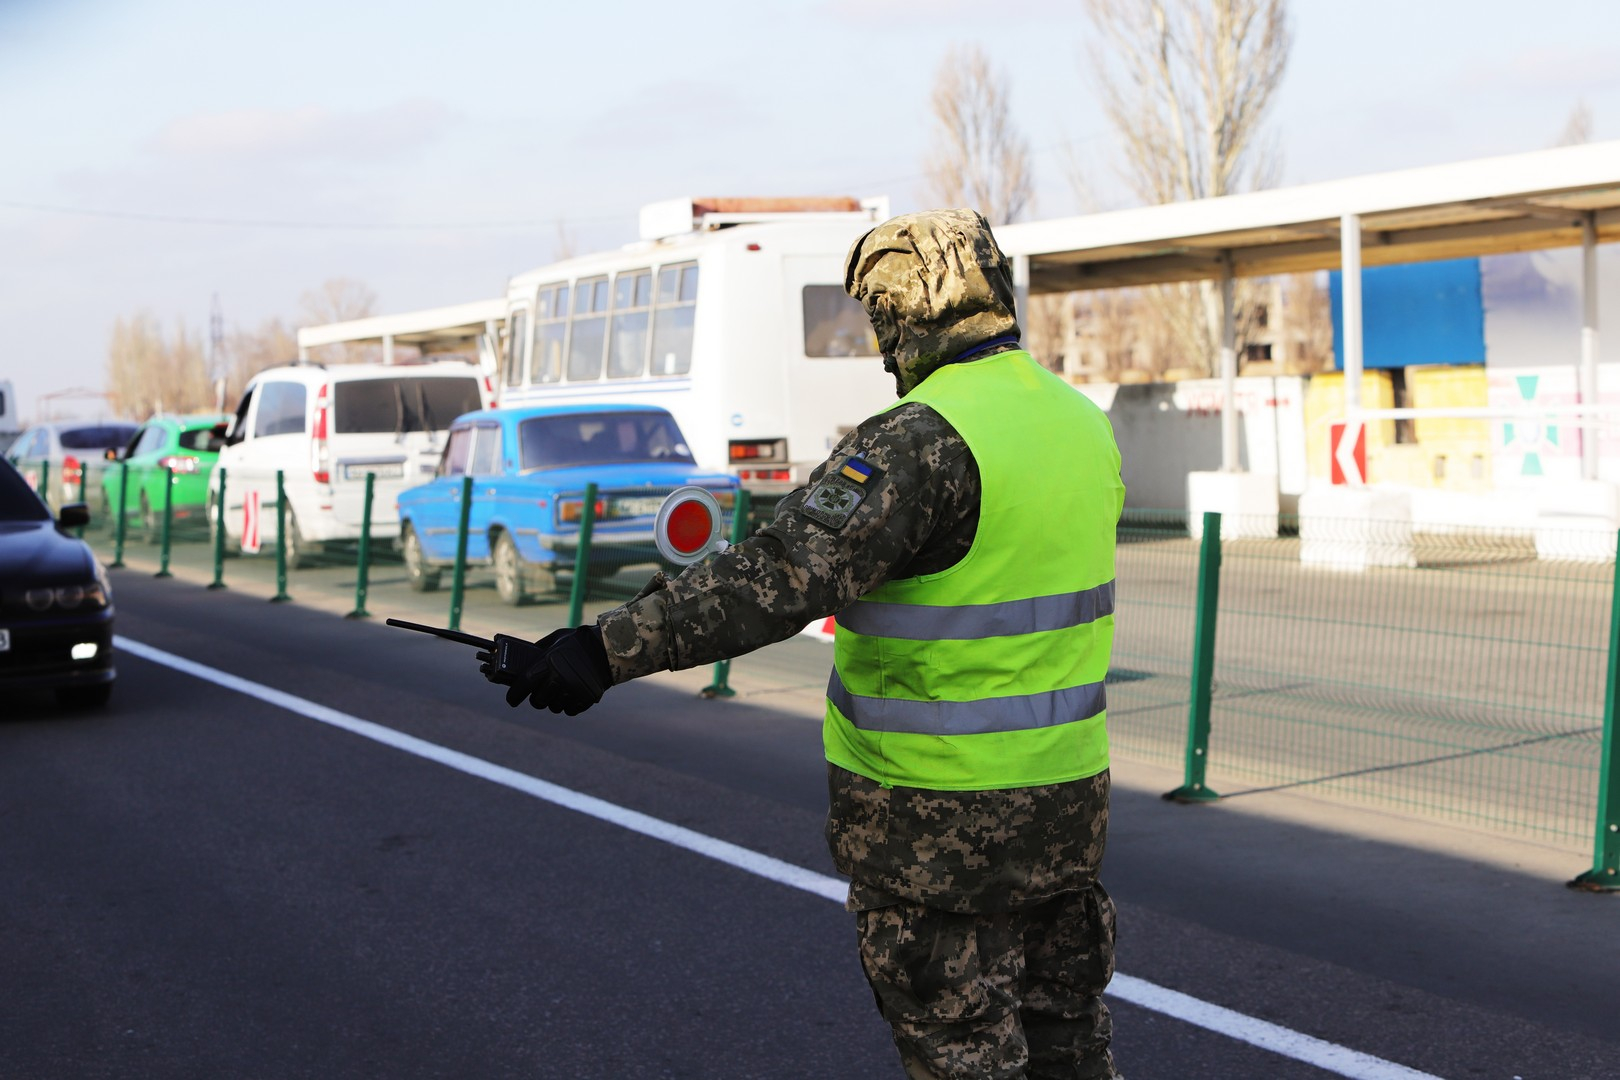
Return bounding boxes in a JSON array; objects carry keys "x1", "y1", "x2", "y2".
[{"x1": 2, "y1": 0, "x2": 1617, "y2": 421}]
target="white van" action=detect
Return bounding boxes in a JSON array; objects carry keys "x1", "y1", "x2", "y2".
[{"x1": 210, "y1": 360, "x2": 492, "y2": 565}]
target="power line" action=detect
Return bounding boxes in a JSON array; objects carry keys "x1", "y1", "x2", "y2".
[{"x1": 0, "y1": 199, "x2": 635, "y2": 232}]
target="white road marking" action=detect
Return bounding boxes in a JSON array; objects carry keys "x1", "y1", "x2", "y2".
[{"x1": 117, "y1": 635, "x2": 1446, "y2": 1080}]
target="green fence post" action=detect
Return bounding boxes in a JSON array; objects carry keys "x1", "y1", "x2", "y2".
[
  {"x1": 448, "y1": 474, "x2": 474, "y2": 632},
  {"x1": 110, "y1": 463, "x2": 130, "y2": 569},
  {"x1": 270, "y1": 470, "x2": 292, "y2": 603},
  {"x1": 75, "y1": 469, "x2": 87, "y2": 538},
  {"x1": 703, "y1": 488, "x2": 753, "y2": 699},
  {"x1": 1571, "y1": 528, "x2": 1620, "y2": 891},
  {"x1": 1165, "y1": 510, "x2": 1223, "y2": 803},
  {"x1": 347, "y1": 472, "x2": 376, "y2": 620},
  {"x1": 208, "y1": 467, "x2": 228, "y2": 590},
  {"x1": 39, "y1": 460, "x2": 50, "y2": 512},
  {"x1": 154, "y1": 466, "x2": 174, "y2": 578},
  {"x1": 567, "y1": 482, "x2": 599, "y2": 627}
]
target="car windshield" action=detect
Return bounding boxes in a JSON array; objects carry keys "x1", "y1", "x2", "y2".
[
  {"x1": 0, "y1": 459, "x2": 50, "y2": 522},
  {"x1": 518, "y1": 411, "x2": 695, "y2": 471},
  {"x1": 59, "y1": 423, "x2": 137, "y2": 450},
  {"x1": 333, "y1": 377, "x2": 482, "y2": 434}
]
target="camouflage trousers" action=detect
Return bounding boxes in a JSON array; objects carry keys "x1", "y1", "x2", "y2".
[{"x1": 854, "y1": 883, "x2": 1118, "y2": 1080}]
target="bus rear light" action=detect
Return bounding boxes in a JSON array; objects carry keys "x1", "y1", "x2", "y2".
[
  {"x1": 728, "y1": 438, "x2": 787, "y2": 463},
  {"x1": 739, "y1": 468, "x2": 792, "y2": 482}
]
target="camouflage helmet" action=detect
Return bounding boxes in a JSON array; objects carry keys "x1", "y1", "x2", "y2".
[{"x1": 844, "y1": 208, "x2": 1020, "y2": 396}]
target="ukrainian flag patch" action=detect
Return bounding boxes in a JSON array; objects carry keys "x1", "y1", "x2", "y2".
[{"x1": 839, "y1": 457, "x2": 875, "y2": 484}]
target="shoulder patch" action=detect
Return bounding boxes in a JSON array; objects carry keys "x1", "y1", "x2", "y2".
[{"x1": 800, "y1": 457, "x2": 883, "y2": 531}]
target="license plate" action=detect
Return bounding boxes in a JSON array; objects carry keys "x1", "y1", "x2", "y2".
[
  {"x1": 0, "y1": 629, "x2": 9, "y2": 652},
  {"x1": 345, "y1": 462, "x2": 405, "y2": 481},
  {"x1": 610, "y1": 496, "x2": 665, "y2": 517}
]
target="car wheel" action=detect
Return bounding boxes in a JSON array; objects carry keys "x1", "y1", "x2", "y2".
[
  {"x1": 403, "y1": 524, "x2": 440, "y2": 592},
  {"x1": 56, "y1": 682, "x2": 112, "y2": 709},
  {"x1": 494, "y1": 532, "x2": 530, "y2": 606}
]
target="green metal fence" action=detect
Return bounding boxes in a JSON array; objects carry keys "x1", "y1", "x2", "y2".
[{"x1": 1107, "y1": 508, "x2": 1617, "y2": 884}]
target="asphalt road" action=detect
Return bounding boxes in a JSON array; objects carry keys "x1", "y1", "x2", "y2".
[{"x1": 4, "y1": 570, "x2": 1618, "y2": 1079}]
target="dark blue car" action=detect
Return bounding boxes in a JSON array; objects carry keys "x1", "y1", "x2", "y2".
[{"x1": 396, "y1": 404, "x2": 739, "y2": 604}]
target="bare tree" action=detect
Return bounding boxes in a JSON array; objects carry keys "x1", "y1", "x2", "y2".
[
  {"x1": 922, "y1": 44, "x2": 1034, "y2": 226},
  {"x1": 298, "y1": 278, "x2": 380, "y2": 365},
  {"x1": 1555, "y1": 100, "x2": 1593, "y2": 146},
  {"x1": 105, "y1": 312, "x2": 212, "y2": 419},
  {"x1": 223, "y1": 316, "x2": 299, "y2": 402},
  {"x1": 1079, "y1": 0, "x2": 1292, "y2": 377}
]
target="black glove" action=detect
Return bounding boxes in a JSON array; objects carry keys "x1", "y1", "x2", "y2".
[{"x1": 501, "y1": 625, "x2": 615, "y2": 715}]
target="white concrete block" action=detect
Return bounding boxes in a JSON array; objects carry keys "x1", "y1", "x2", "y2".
[
  {"x1": 1298, "y1": 486, "x2": 1417, "y2": 571},
  {"x1": 1535, "y1": 480, "x2": 1619, "y2": 562},
  {"x1": 1186, "y1": 471, "x2": 1279, "y2": 540}
]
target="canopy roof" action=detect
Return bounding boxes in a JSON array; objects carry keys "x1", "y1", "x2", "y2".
[
  {"x1": 995, "y1": 141, "x2": 1620, "y2": 294},
  {"x1": 295, "y1": 297, "x2": 507, "y2": 354}
]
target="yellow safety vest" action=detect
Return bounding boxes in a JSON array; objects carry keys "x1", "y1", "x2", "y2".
[{"x1": 824, "y1": 350, "x2": 1125, "y2": 790}]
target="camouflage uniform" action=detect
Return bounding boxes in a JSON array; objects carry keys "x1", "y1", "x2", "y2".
[{"x1": 596, "y1": 209, "x2": 1120, "y2": 1080}]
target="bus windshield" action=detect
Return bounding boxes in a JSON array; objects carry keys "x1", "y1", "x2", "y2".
[{"x1": 518, "y1": 411, "x2": 695, "y2": 471}]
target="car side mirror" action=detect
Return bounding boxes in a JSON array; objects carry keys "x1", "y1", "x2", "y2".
[{"x1": 58, "y1": 503, "x2": 90, "y2": 529}]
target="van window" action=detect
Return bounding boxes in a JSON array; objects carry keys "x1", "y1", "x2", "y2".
[
  {"x1": 533, "y1": 284, "x2": 567, "y2": 384},
  {"x1": 333, "y1": 377, "x2": 482, "y2": 434},
  {"x1": 504, "y1": 309, "x2": 529, "y2": 387},
  {"x1": 607, "y1": 269, "x2": 652, "y2": 379},
  {"x1": 469, "y1": 425, "x2": 502, "y2": 475},
  {"x1": 60, "y1": 423, "x2": 138, "y2": 450},
  {"x1": 253, "y1": 383, "x2": 308, "y2": 437},
  {"x1": 439, "y1": 427, "x2": 472, "y2": 476},
  {"x1": 650, "y1": 262, "x2": 698, "y2": 376},
  {"x1": 568, "y1": 277, "x2": 610, "y2": 381},
  {"x1": 803, "y1": 285, "x2": 879, "y2": 357},
  {"x1": 518, "y1": 410, "x2": 694, "y2": 471}
]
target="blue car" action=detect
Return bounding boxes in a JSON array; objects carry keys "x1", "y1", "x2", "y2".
[{"x1": 397, "y1": 404, "x2": 739, "y2": 604}]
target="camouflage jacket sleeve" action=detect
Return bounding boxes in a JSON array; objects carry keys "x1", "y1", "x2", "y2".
[{"x1": 597, "y1": 402, "x2": 979, "y2": 682}]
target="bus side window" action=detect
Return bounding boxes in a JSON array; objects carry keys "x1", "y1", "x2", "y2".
[
  {"x1": 504, "y1": 308, "x2": 529, "y2": 387},
  {"x1": 803, "y1": 285, "x2": 879, "y2": 357},
  {"x1": 650, "y1": 262, "x2": 698, "y2": 376},
  {"x1": 567, "y1": 276, "x2": 609, "y2": 381},
  {"x1": 534, "y1": 284, "x2": 567, "y2": 384},
  {"x1": 607, "y1": 269, "x2": 652, "y2": 379}
]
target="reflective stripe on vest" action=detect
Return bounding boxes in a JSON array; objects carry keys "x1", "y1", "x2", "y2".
[
  {"x1": 828, "y1": 668, "x2": 1107, "y2": 735},
  {"x1": 837, "y1": 580, "x2": 1116, "y2": 641}
]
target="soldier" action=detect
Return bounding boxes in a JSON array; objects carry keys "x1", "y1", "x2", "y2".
[{"x1": 483, "y1": 208, "x2": 1126, "y2": 1080}]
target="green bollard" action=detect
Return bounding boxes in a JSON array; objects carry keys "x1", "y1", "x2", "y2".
[
  {"x1": 703, "y1": 488, "x2": 754, "y2": 699},
  {"x1": 1571, "y1": 528, "x2": 1620, "y2": 891},
  {"x1": 566, "y1": 482, "x2": 599, "y2": 628},
  {"x1": 39, "y1": 460, "x2": 50, "y2": 512},
  {"x1": 75, "y1": 469, "x2": 87, "y2": 538},
  {"x1": 1164, "y1": 511, "x2": 1223, "y2": 803},
  {"x1": 208, "y1": 468, "x2": 228, "y2": 589},
  {"x1": 347, "y1": 472, "x2": 376, "y2": 619},
  {"x1": 271, "y1": 470, "x2": 291, "y2": 603},
  {"x1": 154, "y1": 466, "x2": 174, "y2": 578},
  {"x1": 110, "y1": 463, "x2": 130, "y2": 569},
  {"x1": 448, "y1": 474, "x2": 474, "y2": 632}
]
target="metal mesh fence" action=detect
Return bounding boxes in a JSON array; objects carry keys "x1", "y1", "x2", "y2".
[{"x1": 1117, "y1": 512, "x2": 1612, "y2": 852}]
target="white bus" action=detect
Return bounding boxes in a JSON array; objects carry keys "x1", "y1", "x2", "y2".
[{"x1": 299, "y1": 196, "x2": 896, "y2": 491}]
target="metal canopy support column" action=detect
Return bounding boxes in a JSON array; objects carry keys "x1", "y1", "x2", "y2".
[
  {"x1": 382, "y1": 334, "x2": 395, "y2": 366},
  {"x1": 1582, "y1": 212, "x2": 1601, "y2": 481},
  {"x1": 1219, "y1": 254, "x2": 1238, "y2": 472},
  {"x1": 1340, "y1": 213, "x2": 1364, "y2": 421}
]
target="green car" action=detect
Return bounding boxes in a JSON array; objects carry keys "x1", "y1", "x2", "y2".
[{"x1": 100, "y1": 414, "x2": 229, "y2": 529}]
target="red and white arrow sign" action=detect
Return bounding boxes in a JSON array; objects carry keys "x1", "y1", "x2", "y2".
[
  {"x1": 242, "y1": 490, "x2": 261, "y2": 554},
  {"x1": 1330, "y1": 421, "x2": 1366, "y2": 486}
]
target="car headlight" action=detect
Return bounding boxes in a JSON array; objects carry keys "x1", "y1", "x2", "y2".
[{"x1": 21, "y1": 577, "x2": 110, "y2": 612}]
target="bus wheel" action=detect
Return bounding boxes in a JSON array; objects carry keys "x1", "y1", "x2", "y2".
[
  {"x1": 494, "y1": 532, "x2": 528, "y2": 606},
  {"x1": 403, "y1": 524, "x2": 440, "y2": 592}
]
